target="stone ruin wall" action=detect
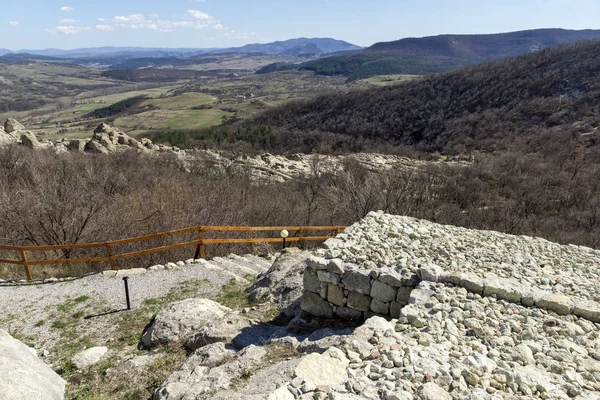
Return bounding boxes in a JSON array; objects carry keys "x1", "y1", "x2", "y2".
[
  {"x1": 301, "y1": 257, "x2": 420, "y2": 322},
  {"x1": 300, "y1": 256, "x2": 600, "y2": 324}
]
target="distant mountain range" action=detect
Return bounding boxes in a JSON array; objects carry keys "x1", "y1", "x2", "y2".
[
  {"x1": 365, "y1": 28, "x2": 600, "y2": 58},
  {"x1": 258, "y1": 28, "x2": 600, "y2": 80},
  {"x1": 217, "y1": 38, "x2": 362, "y2": 55},
  {"x1": 0, "y1": 38, "x2": 362, "y2": 60}
]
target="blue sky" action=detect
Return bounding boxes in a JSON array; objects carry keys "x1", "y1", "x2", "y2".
[{"x1": 1, "y1": 0, "x2": 598, "y2": 50}]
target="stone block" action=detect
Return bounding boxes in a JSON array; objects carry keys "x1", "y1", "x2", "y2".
[
  {"x1": 396, "y1": 286, "x2": 413, "y2": 303},
  {"x1": 408, "y1": 286, "x2": 436, "y2": 307},
  {"x1": 307, "y1": 256, "x2": 329, "y2": 270},
  {"x1": 573, "y1": 300, "x2": 600, "y2": 323},
  {"x1": 342, "y1": 269, "x2": 371, "y2": 295},
  {"x1": 378, "y1": 267, "x2": 403, "y2": 287},
  {"x1": 439, "y1": 273, "x2": 460, "y2": 285},
  {"x1": 371, "y1": 280, "x2": 397, "y2": 303},
  {"x1": 303, "y1": 268, "x2": 320, "y2": 294},
  {"x1": 536, "y1": 293, "x2": 574, "y2": 316},
  {"x1": 417, "y1": 264, "x2": 443, "y2": 282},
  {"x1": 390, "y1": 301, "x2": 402, "y2": 319},
  {"x1": 347, "y1": 291, "x2": 371, "y2": 312},
  {"x1": 319, "y1": 282, "x2": 328, "y2": 299},
  {"x1": 317, "y1": 270, "x2": 341, "y2": 285},
  {"x1": 401, "y1": 273, "x2": 420, "y2": 287},
  {"x1": 301, "y1": 292, "x2": 333, "y2": 318},
  {"x1": 521, "y1": 287, "x2": 547, "y2": 307},
  {"x1": 327, "y1": 259, "x2": 345, "y2": 274},
  {"x1": 483, "y1": 276, "x2": 522, "y2": 303},
  {"x1": 370, "y1": 299, "x2": 389, "y2": 315},
  {"x1": 335, "y1": 306, "x2": 364, "y2": 321},
  {"x1": 459, "y1": 274, "x2": 485, "y2": 295},
  {"x1": 328, "y1": 284, "x2": 345, "y2": 307}
]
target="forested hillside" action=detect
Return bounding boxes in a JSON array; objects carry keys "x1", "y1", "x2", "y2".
[
  {"x1": 251, "y1": 40, "x2": 600, "y2": 156},
  {"x1": 259, "y1": 29, "x2": 600, "y2": 80}
]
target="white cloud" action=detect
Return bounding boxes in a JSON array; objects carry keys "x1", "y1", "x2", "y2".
[
  {"x1": 8, "y1": 21, "x2": 19, "y2": 26},
  {"x1": 47, "y1": 25, "x2": 91, "y2": 35},
  {"x1": 188, "y1": 10, "x2": 211, "y2": 20},
  {"x1": 60, "y1": 6, "x2": 74, "y2": 11},
  {"x1": 96, "y1": 24, "x2": 114, "y2": 31},
  {"x1": 60, "y1": 18, "x2": 78, "y2": 23},
  {"x1": 94, "y1": 10, "x2": 247, "y2": 39},
  {"x1": 107, "y1": 11, "x2": 225, "y2": 32}
]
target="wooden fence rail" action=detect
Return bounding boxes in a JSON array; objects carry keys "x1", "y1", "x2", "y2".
[{"x1": 0, "y1": 225, "x2": 346, "y2": 281}]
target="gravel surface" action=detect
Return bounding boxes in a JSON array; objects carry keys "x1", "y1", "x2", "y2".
[{"x1": 0, "y1": 255, "x2": 272, "y2": 352}]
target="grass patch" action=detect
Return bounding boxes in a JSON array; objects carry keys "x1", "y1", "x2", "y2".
[
  {"x1": 216, "y1": 278, "x2": 250, "y2": 309},
  {"x1": 74, "y1": 295, "x2": 90, "y2": 303},
  {"x1": 51, "y1": 320, "x2": 68, "y2": 329}
]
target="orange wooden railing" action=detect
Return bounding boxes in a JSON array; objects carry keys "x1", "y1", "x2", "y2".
[{"x1": 0, "y1": 225, "x2": 346, "y2": 281}]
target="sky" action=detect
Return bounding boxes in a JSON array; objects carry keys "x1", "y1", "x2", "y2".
[{"x1": 1, "y1": 0, "x2": 599, "y2": 50}]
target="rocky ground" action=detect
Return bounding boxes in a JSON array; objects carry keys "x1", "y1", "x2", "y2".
[{"x1": 3, "y1": 212, "x2": 600, "y2": 400}]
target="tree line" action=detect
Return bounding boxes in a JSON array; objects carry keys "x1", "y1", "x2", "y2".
[{"x1": 1, "y1": 144, "x2": 599, "y2": 279}]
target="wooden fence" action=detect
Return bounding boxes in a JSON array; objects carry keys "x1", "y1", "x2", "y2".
[{"x1": 0, "y1": 225, "x2": 346, "y2": 281}]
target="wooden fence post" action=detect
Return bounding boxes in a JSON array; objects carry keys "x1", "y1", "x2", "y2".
[
  {"x1": 194, "y1": 229, "x2": 205, "y2": 260},
  {"x1": 19, "y1": 249, "x2": 33, "y2": 281},
  {"x1": 105, "y1": 243, "x2": 118, "y2": 270}
]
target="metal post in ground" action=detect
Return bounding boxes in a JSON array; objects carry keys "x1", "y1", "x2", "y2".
[{"x1": 123, "y1": 277, "x2": 131, "y2": 310}]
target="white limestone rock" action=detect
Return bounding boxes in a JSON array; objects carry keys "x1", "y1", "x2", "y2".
[
  {"x1": 141, "y1": 298, "x2": 231, "y2": 348},
  {"x1": 294, "y1": 352, "x2": 349, "y2": 389},
  {"x1": 71, "y1": 346, "x2": 108, "y2": 369},
  {"x1": 0, "y1": 329, "x2": 66, "y2": 400}
]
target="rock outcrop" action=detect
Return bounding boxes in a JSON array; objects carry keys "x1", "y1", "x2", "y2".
[
  {"x1": 0, "y1": 129, "x2": 16, "y2": 145},
  {"x1": 20, "y1": 131, "x2": 42, "y2": 149},
  {"x1": 0, "y1": 329, "x2": 66, "y2": 400},
  {"x1": 247, "y1": 248, "x2": 312, "y2": 319},
  {"x1": 141, "y1": 298, "x2": 231, "y2": 348},
  {"x1": 0, "y1": 119, "x2": 435, "y2": 182},
  {"x1": 4, "y1": 118, "x2": 26, "y2": 134}
]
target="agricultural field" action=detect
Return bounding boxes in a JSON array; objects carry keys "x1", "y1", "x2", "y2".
[{"x1": 2, "y1": 59, "x2": 392, "y2": 140}]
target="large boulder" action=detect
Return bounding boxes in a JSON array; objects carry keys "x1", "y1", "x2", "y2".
[
  {"x1": 141, "y1": 298, "x2": 231, "y2": 348},
  {"x1": 20, "y1": 131, "x2": 42, "y2": 149},
  {"x1": 84, "y1": 139, "x2": 109, "y2": 154},
  {"x1": 246, "y1": 248, "x2": 312, "y2": 318},
  {"x1": 0, "y1": 329, "x2": 66, "y2": 400},
  {"x1": 4, "y1": 118, "x2": 25, "y2": 134},
  {"x1": 0, "y1": 130, "x2": 17, "y2": 146},
  {"x1": 186, "y1": 312, "x2": 252, "y2": 351}
]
